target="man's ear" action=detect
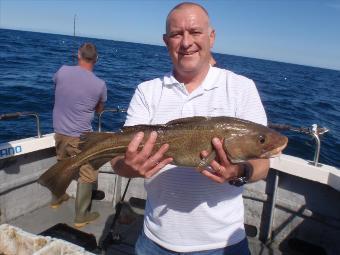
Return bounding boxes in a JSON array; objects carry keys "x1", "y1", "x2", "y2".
[
  {"x1": 163, "y1": 34, "x2": 169, "y2": 48},
  {"x1": 209, "y1": 29, "x2": 216, "y2": 48},
  {"x1": 77, "y1": 51, "x2": 82, "y2": 61}
]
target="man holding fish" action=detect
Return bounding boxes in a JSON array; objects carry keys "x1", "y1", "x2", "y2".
[
  {"x1": 111, "y1": 2, "x2": 286, "y2": 255},
  {"x1": 38, "y1": 2, "x2": 287, "y2": 254}
]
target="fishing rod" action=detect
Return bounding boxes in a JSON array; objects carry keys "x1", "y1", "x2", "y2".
[
  {"x1": 73, "y1": 14, "x2": 77, "y2": 64},
  {"x1": 0, "y1": 112, "x2": 42, "y2": 138},
  {"x1": 268, "y1": 123, "x2": 329, "y2": 136},
  {"x1": 100, "y1": 178, "x2": 132, "y2": 251}
]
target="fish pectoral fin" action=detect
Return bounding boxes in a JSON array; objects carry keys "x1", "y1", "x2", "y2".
[
  {"x1": 224, "y1": 141, "x2": 246, "y2": 164},
  {"x1": 197, "y1": 151, "x2": 216, "y2": 172}
]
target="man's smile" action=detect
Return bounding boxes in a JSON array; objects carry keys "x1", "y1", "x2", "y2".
[{"x1": 179, "y1": 50, "x2": 198, "y2": 56}]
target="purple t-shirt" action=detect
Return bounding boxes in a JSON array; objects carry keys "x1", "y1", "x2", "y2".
[{"x1": 53, "y1": 65, "x2": 107, "y2": 137}]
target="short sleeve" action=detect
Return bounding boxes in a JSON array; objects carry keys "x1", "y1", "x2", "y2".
[
  {"x1": 124, "y1": 85, "x2": 151, "y2": 126},
  {"x1": 53, "y1": 66, "x2": 62, "y2": 84},
  {"x1": 236, "y1": 79, "x2": 267, "y2": 126}
]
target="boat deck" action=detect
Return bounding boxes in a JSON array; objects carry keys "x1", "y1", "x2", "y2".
[
  {"x1": 8, "y1": 199, "x2": 137, "y2": 254},
  {"x1": 8, "y1": 198, "x2": 287, "y2": 255}
]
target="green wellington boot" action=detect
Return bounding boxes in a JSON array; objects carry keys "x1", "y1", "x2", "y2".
[{"x1": 74, "y1": 182, "x2": 100, "y2": 228}]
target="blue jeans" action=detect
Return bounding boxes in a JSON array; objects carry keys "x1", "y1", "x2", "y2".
[{"x1": 135, "y1": 230, "x2": 251, "y2": 255}]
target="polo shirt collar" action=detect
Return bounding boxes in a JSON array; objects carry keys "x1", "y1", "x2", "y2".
[
  {"x1": 163, "y1": 72, "x2": 179, "y2": 86},
  {"x1": 163, "y1": 66, "x2": 223, "y2": 91}
]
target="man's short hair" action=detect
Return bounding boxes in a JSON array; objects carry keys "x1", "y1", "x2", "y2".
[
  {"x1": 79, "y1": 43, "x2": 98, "y2": 63},
  {"x1": 170, "y1": 2, "x2": 209, "y2": 16}
]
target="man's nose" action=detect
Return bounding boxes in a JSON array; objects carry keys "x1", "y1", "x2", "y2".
[{"x1": 181, "y1": 31, "x2": 194, "y2": 48}]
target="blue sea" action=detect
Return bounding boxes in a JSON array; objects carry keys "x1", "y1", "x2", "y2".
[{"x1": 0, "y1": 29, "x2": 339, "y2": 169}]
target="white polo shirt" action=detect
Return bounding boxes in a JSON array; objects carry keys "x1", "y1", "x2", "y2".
[{"x1": 125, "y1": 66, "x2": 267, "y2": 252}]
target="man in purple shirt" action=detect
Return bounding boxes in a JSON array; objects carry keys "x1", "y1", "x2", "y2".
[{"x1": 52, "y1": 43, "x2": 107, "y2": 228}]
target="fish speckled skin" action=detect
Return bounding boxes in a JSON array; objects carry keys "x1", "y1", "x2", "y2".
[{"x1": 38, "y1": 116, "x2": 288, "y2": 197}]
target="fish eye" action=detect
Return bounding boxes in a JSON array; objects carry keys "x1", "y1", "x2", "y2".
[{"x1": 258, "y1": 135, "x2": 266, "y2": 144}]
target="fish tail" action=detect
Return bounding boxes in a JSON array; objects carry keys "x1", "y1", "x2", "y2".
[{"x1": 38, "y1": 157, "x2": 79, "y2": 198}]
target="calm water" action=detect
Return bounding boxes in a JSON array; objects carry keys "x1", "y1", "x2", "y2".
[{"x1": 0, "y1": 29, "x2": 339, "y2": 169}]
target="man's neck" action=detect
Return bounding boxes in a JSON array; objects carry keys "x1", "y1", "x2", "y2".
[
  {"x1": 78, "y1": 61, "x2": 93, "y2": 72},
  {"x1": 174, "y1": 65, "x2": 210, "y2": 93}
]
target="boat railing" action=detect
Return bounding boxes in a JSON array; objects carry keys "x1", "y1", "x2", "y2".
[
  {"x1": 0, "y1": 111, "x2": 42, "y2": 138},
  {"x1": 97, "y1": 107, "x2": 127, "y2": 132}
]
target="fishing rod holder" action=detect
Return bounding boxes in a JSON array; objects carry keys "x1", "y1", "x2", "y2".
[
  {"x1": 310, "y1": 124, "x2": 329, "y2": 166},
  {"x1": 0, "y1": 111, "x2": 42, "y2": 138},
  {"x1": 98, "y1": 107, "x2": 127, "y2": 132}
]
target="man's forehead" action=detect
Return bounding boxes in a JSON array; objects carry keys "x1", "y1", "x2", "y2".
[{"x1": 167, "y1": 6, "x2": 209, "y2": 30}]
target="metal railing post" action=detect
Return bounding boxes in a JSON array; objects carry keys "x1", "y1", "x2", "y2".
[
  {"x1": 266, "y1": 170, "x2": 280, "y2": 243},
  {"x1": 32, "y1": 113, "x2": 42, "y2": 138},
  {"x1": 0, "y1": 112, "x2": 42, "y2": 138},
  {"x1": 268, "y1": 123, "x2": 329, "y2": 167},
  {"x1": 98, "y1": 107, "x2": 127, "y2": 132},
  {"x1": 311, "y1": 124, "x2": 321, "y2": 166}
]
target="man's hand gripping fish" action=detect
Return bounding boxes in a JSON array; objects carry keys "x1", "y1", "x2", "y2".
[{"x1": 38, "y1": 116, "x2": 288, "y2": 197}]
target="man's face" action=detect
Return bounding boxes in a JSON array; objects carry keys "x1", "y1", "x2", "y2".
[{"x1": 163, "y1": 6, "x2": 215, "y2": 76}]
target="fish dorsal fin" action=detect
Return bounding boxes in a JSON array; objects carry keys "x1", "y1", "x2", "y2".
[
  {"x1": 79, "y1": 132, "x2": 115, "y2": 151},
  {"x1": 121, "y1": 124, "x2": 164, "y2": 133},
  {"x1": 166, "y1": 116, "x2": 209, "y2": 126}
]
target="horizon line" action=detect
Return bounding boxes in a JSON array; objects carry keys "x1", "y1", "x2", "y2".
[{"x1": 1, "y1": 26, "x2": 340, "y2": 72}]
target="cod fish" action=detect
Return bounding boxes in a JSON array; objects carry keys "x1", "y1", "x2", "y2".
[{"x1": 38, "y1": 116, "x2": 288, "y2": 197}]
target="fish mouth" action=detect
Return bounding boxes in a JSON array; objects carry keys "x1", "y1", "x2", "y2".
[{"x1": 260, "y1": 141, "x2": 288, "y2": 159}]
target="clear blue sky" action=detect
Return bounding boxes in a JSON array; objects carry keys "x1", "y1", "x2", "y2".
[{"x1": 1, "y1": 0, "x2": 340, "y2": 70}]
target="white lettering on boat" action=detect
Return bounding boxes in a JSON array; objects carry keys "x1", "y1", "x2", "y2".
[{"x1": 0, "y1": 145, "x2": 22, "y2": 158}]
